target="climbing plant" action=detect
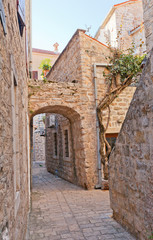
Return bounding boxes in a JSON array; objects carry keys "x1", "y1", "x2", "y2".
[
  {"x1": 39, "y1": 58, "x2": 51, "y2": 81},
  {"x1": 98, "y1": 45, "x2": 145, "y2": 180},
  {"x1": 148, "y1": 232, "x2": 153, "y2": 239}
]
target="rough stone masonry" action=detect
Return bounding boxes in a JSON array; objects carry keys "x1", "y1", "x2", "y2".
[
  {"x1": 0, "y1": 0, "x2": 31, "y2": 240},
  {"x1": 109, "y1": 0, "x2": 153, "y2": 239}
]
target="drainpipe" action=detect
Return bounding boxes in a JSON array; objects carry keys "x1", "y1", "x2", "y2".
[{"x1": 93, "y1": 63, "x2": 112, "y2": 189}]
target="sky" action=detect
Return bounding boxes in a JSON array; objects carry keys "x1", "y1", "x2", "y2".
[{"x1": 32, "y1": 0, "x2": 126, "y2": 52}]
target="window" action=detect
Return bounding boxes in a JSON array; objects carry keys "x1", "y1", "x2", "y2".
[
  {"x1": 32, "y1": 71, "x2": 38, "y2": 80},
  {"x1": 64, "y1": 129, "x2": 69, "y2": 158},
  {"x1": 54, "y1": 132, "x2": 58, "y2": 157},
  {"x1": 17, "y1": 0, "x2": 25, "y2": 36},
  {"x1": 106, "y1": 133, "x2": 118, "y2": 158}
]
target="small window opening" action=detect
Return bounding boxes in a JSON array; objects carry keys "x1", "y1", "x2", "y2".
[
  {"x1": 106, "y1": 133, "x2": 118, "y2": 159},
  {"x1": 54, "y1": 132, "x2": 58, "y2": 156},
  {"x1": 64, "y1": 129, "x2": 69, "y2": 157},
  {"x1": 32, "y1": 71, "x2": 38, "y2": 80}
]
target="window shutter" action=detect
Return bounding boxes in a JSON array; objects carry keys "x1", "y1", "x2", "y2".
[
  {"x1": 25, "y1": 28, "x2": 29, "y2": 75},
  {"x1": 54, "y1": 132, "x2": 58, "y2": 156},
  {"x1": 0, "y1": 0, "x2": 7, "y2": 35},
  {"x1": 17, "y1": 0, "x2": 25, "y2": 23},
  {"x1": 17, "y1": 0, "x2": 25, "y2": 36},
  {"x1": 64, "y1": 130, "x2": 69, "y2": 157}
]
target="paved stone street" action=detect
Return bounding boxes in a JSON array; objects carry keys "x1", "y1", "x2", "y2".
[{"x1": 26, "y1": 162, "x2": 135, "y2": 240}]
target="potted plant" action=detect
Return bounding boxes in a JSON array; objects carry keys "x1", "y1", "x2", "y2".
[{"x1": 39, "y1": 58, "x2": 51, "y2": 80}]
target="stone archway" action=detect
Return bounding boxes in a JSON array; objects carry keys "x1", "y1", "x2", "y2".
[
  {"x1": 30, "y1": 104, "x2": 90, "y2": 188},
  {"x1": 28, "y1": 74, "x2": 100, "y2": 189}
]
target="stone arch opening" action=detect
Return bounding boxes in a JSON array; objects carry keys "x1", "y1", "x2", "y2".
[{"x1": 30, "y1": 105, "x2": 87, "y2": 188}]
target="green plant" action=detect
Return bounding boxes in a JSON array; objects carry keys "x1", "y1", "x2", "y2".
[
  {"x1": 42, "y1": 77, "x2": 47, "y2": 83},
  {"x1": 29, "y1": 109, "x2": 34, "y2": 114},
  {"x1": 39, "y1": 58, "x2": 51, "y2": 70},
  {"x1": 148, "y1": 232, "x2": 153, "y2": 239},
  {"x1": 39, "y1": 58, "x2": 52, "y2": 80},
  {"x1": 98, "y1": 43, "x2": 145, "y2": 180},
  {"x1": 104, "y1": 46, "x2": 145, "y2": 86},
  {"x1": 41, "y1": 64, "x2": 51, "y2": 70}
]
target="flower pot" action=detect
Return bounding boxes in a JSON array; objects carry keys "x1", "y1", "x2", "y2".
[{"x1": 43, "y1": 69, "x2": 49, "y2": 77}]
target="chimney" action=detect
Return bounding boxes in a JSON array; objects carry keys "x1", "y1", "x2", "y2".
[{"x1": 53, "y1": 42, "x2": 59, "y2": 52}]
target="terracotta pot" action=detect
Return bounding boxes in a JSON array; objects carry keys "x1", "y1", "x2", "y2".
[{"x1": 43, "y1": 69, "x2": 49, "y2": 77}]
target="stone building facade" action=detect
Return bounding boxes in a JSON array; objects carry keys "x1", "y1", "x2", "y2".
[
  {"x1": 29, "y1": 29, "x2": 136, "y2": 189},
  {"x1": 109, "y1": 1, "x2": 153, "y2": 239},
  {"x1": 45, "y1": 114, "x2": 74, "y2": 182},
  {"x1": 0, "y1": 0, "x2": 31, "y2": 239},
  {"x1": 95, "y1": 0, "x2": 146, "y2": 54},
  {"x1": 32, "y1": 114, "x2": 45, "y2": 162},
  {"x1": 33, "y1": 131, "x2": 45, "y2": 162}
]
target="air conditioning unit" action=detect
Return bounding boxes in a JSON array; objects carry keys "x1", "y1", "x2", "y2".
[{"x1": 48, "y1": 115, "x2": 56, "y2": 128}]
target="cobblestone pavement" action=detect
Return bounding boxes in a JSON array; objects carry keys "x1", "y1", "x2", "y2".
[{"x1": 26, "y1": 162, "x2": 135, "y2": 240}]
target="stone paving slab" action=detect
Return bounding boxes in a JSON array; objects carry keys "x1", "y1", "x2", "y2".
[{"x1": 26, "y1": 162, "x2": 136, "y2": 240}]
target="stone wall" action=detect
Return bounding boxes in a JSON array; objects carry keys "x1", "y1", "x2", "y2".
[
  {"x1": 115, "y1": 0, "x2": 145, "y2": 52},
  {"x1": 0, "y1": 1, "x2": 31, "y2": 240},
  {"x1": 46, "y1": 114, "x2": 74, "y2": 182},
  {"x1": 103, "y1": 87, "x2": 136, "y2": 133},
  {"x1": 33, "y1": 131, "x2": 45, "y2": 162},
  {"x1": 47, "y1": 31, "x2": 83, "y2": 83},
  {"x1": 109, "y1": 11, "x2": 153, "y2": 240},
  {"x1": 143, "y1": 0, "x2": 153, "y2": 53}
]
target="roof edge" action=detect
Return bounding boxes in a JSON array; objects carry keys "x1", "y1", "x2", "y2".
[
  {"x1": 84, "y1": 34, "x2": 108, "y2": 48},
  {"x1": 32, "y1": 48, "x2": 60, "y2": 55},
  {"x1": 114, "y1": 0, "x2": 140, "y2": 7}
]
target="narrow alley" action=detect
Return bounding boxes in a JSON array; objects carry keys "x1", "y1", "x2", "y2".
[{"x1": 26, "y1": 162, "x2": 135, "y2": 240}]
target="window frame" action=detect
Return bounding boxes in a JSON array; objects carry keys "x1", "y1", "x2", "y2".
[
  {"x1": 32, "y1": 71, "x2": 38, "y2": 80},
  {"x1": 105, "y1": 133, "x2": 118, "y2": 158},
  {"x1": 62, "y1": 127, "x2": 70, "y2": 160},
  {"x1": 52, "y1": 130, "x2": 58, "y2": 159}
]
